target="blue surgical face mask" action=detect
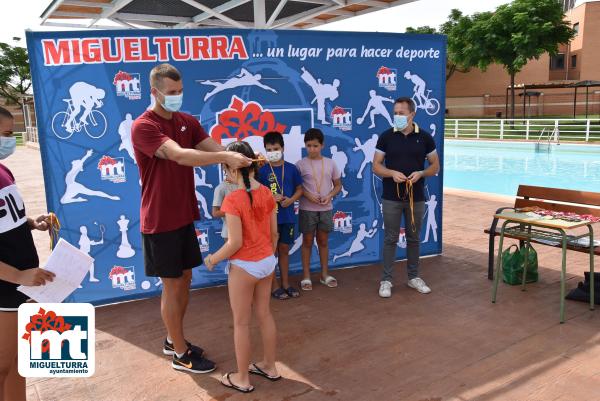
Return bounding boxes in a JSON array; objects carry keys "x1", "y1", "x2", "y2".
[
  {"x1": 157, "y1": 90, "x2": 183, "y2": 112},
  {"x1": 394, "y1": 115, "x2": 408, "y2": 131},
  {"x1": 0, "y1": 136, "x2": 16, "y2": 160}
]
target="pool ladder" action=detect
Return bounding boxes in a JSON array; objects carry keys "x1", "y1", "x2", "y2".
[{"x1": 535, "y1": 127, "x2": 559, "y2": 152}]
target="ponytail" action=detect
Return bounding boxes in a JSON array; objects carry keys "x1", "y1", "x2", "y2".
[{"x1": 241, "y1": 167, "x2": 253, "y2": 205}]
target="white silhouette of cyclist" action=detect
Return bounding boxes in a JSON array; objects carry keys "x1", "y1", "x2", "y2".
[
  {"x1": 64, "y1": 82, "x2": 106, "y2": 134},
  {"x1": 333, "y1": 223, "x2": 377, "y2": 262},
  {"x1": 357, "y1": 90, "x2": 394, "y2": 129},
  {"x1": 404, "y1": 71, "x2": 426, "y2": 107},
  {"x1": 200, "y1": 68, "x2": 277, "y2": 101},
  {"x1": 60, "y1": 149, "x2": 120, "y2": 204}
]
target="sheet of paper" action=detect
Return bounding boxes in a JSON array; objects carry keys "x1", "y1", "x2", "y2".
[{"x1": 17, "y1": 238, "x2": 93, "y2": 303}]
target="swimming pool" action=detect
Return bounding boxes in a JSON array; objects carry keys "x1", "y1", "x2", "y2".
[{"x1": 444, "y1": 140, "x2": 600, "y2": 196}]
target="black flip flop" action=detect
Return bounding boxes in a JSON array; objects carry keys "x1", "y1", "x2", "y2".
[
  {"x1": 221, "y1": 373, "x2": 254, "y2": 393},
  {"x1": 271, "y1": 287, "x2": 289, "y2": 300},
  {"x1": 285, "y1": 286, "x2": 300, "y2": 298},
  {"x1": 249, "y1": 363, "x2": 282, "y2": 381}
]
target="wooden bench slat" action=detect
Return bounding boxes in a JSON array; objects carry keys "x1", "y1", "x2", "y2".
[{"x1": 517, "y1": 185, "x2": 600, "y2": 207}]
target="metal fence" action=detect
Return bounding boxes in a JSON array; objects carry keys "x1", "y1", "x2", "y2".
[
  {"x1": 445, "y1": 118, "x2": 600, "y2": 142},
  {"x1": 23, "y1": 126, "x2": 39, "y2": 144}
]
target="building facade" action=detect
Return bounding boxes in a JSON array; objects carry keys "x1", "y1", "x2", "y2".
[{"x1": 446, "y1": 0, "x2": 600, "y2": 118}]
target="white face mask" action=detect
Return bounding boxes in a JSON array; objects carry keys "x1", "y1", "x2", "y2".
[
  {"x1": 0, "y1": 136, "x2": 16, "y2": 160},
  {"x1": 266, "y1": 150, "x2": 283, "y2": 163},
  {"x1": 156, "y1": 89, "x2": 183, "y2": 112}
]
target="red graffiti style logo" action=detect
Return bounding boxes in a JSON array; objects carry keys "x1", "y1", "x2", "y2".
[
  {"x1": 210, "y1": 96, "x2": 287, "y2": 144},
  {"x1": 22, "y1": 308, "x2": 72, "y2": 353}
]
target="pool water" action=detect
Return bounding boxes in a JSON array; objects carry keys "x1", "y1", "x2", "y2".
[{"x1": 444, "y1": 140, "x2": 600, "y2": 196}]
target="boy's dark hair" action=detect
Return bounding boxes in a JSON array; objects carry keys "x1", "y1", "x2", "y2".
[
  {"x1": 263, "y1": 131, "x2": 284, "y2": 148},
  {"x1": 0, "y1": 106, "x2": 13, "y2": 121},
  {"x1": 303, "y1": 128, "x2": 324, "y2": 144},
  {"x1": 394, "y1": 97, "x2": 416, "y2": 113}
]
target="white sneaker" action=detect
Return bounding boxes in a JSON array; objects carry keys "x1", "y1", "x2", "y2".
[
  {"x1": 407, "y1": 278, "x2": 431, "y2": 294},
  {"x1": 379, "y1": 281, "x2": 392, "y2": 298}
]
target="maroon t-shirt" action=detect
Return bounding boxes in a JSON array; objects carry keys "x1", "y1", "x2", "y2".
[{"x1": 131, "y1": 110, "x2": 208, "y2": 234}]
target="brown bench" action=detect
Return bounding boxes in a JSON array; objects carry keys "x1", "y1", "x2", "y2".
[{"x1": 485, "y1": 185, "x2": 600, "y2": 280}]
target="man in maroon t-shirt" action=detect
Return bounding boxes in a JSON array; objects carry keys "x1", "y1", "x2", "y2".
[{"x1": 131, "y1": 63, "x2": 250, "y2": 374}]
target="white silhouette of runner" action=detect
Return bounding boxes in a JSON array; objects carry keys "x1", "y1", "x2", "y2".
[
  {"x1": 194, "y1": 173, "x2": 212, "y2": 219},
  {"x1": 330, "y1": 145, "x2": 348, "y2": 198},
  {"x1": 78, "y1": 225, "x2": 103, "y2": 286},
  {"x1": 65, "y1": 82, "x2": 105, "y2": 134},
  {"x1": 333, "y1": 223, "x2": 377, "y2": 262},
  {"x1": 353, "y1": 134, "x2": 378, "y2": 179},
  {"x1": 290, "y1": 235, "x2": 318, "y2": 256},
  {"x1": 200, "y1": 68, "x2": 277, "y2": 101},
  {"x1": 423, "y1": 194, "x2": 438, "y2": 243},
  {"x1": 118, "y1": 113, "x2": 135, "y2": 163},
  {"x1": 60, "y1": 149, "x2": 120, "y2": 204},
  {"x1": 356, "y1": 90, "x2": 394, "y2": 129},
  {"x1": 300, "y1": 66, "x2": 340, "y2": 125},
  {"x1": 194, "y1": 168, "x2": 213, "y2": 189},
  {"x1": 404, "y1": 71, "x2": 426, "y2": 107}
]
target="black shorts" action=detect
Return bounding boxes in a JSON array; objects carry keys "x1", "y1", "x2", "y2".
[
  {"x1": 142, "y1": 223, "x2": 203, "y2": 278},
  {"x1": 0, "y1": 285, "x2": 30, "y2": 312}
]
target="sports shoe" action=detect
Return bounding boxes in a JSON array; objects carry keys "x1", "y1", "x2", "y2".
[
  {"x1": 163, "y1": 338, "x2": 204, "y2": 357},
  {"x1": 172, "y1": 348, "x2": 216, "y2": 374},
  {"x1": 379, "y1": 281, "x2": 392, "y2": 298},
  {"x1": 407, "y1": 277, "x2": 431, "y2": 294}
]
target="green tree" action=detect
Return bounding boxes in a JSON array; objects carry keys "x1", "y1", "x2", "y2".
[
  {"x1": 0, "y1": 42, "x2": 31, "y2": 107},
  {"x1": 462, "y1": 0, "x2": 575, "y2": 120},
  {"x1": 406, "y1": 9, "x2": 474, "y2": 81},
  {"x1": 405, "y1": 26, "x2": 437, "y2": 35}
]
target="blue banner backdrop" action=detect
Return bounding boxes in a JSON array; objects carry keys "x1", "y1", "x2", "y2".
[{"x1": 26, "y1": 29, "x2": 446, "y2": 305}]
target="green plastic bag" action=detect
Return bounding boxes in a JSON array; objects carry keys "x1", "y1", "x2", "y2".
[{"x1": 502, "y1": 244, "x2": 539, "y2": 285}]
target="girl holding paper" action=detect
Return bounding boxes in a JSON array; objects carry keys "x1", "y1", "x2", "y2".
[{"x1": 0, "y1": 106, "x2": 55, "y2": 401}]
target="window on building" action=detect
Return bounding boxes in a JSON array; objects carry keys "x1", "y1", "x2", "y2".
[
  {"x1": 571, "y1": 55, "x2": 577, "y2": 68},
  {"x1": 573, "y1": 23, "x2": 579, "y2": 35},
  {"x1": 561, "y1": 0, "x2": 575, "y2": 12},
  {"x1": 550, "y1": 54, "x2": 565, "y2": 70}
]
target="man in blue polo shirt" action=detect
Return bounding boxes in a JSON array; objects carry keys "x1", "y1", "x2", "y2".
[{"x1": 373, "y1": 97, "x2": 440, "y2": 298}]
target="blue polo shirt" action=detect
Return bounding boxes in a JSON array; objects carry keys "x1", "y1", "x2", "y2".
[
  {"x1": 375, "y1": 123, "x2": 436, "y2": 202},
  {"x1": 258, "y1": 161, "x2": 303, "y2": 224}
]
